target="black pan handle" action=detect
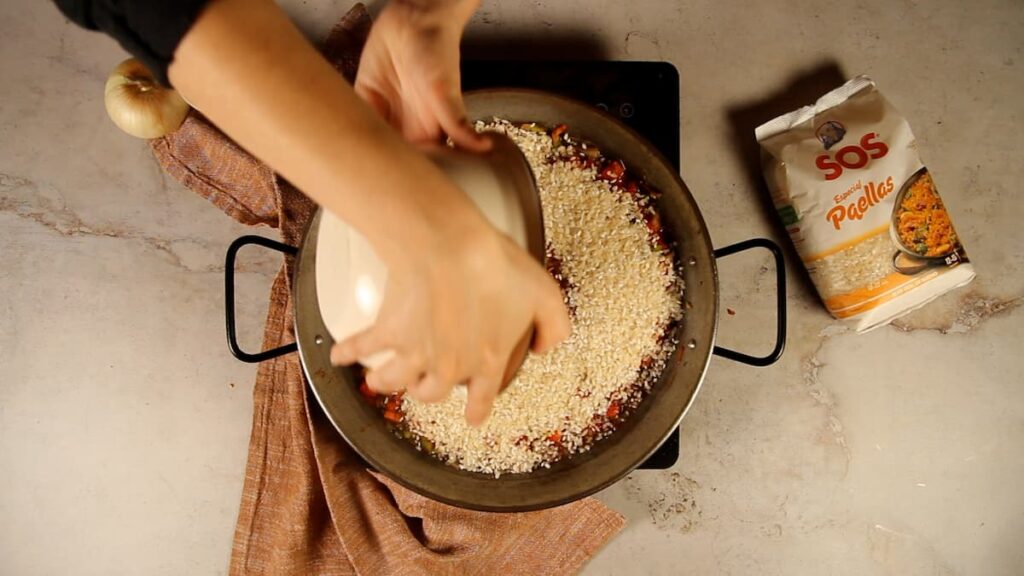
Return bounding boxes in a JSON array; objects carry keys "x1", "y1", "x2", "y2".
[
  {"x1": 712, "y1": 238, "x2": 787, "y2": 367},
  {"x1": 225, "y1": 235, "x2": 298, "y2": 363}
]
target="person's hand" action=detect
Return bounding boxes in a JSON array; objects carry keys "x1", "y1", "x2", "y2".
[
  {"x1": 167, "y1": 0, "x2": 567, "y2": 423},
  {"x1": 354, "y1": 0, "x2": 488, "y2": 151},
  {"x1": 331, "y1": 217, "x2": 572, "y2": 426}
]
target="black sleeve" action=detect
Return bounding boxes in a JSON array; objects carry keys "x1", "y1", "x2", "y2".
[{"x1": 53, "y1": 0, "x2": 212, "y2": 86}]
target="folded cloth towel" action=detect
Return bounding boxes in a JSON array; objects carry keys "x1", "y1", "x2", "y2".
[{"x1": 150, "y1": 5, "x2": 624, "y2": 575}]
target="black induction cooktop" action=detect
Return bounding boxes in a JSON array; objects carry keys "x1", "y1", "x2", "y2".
[{"x1": 462, "y1": 60, "x2": 681, "y2": 469}]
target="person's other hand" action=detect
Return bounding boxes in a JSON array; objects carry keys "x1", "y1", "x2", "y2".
[
  {"x1": 355, "y1": 0, "x2": 488, "y2": 151},
  {"x1": 331, "y1": 216, "x2": 571, "y2": 426}
]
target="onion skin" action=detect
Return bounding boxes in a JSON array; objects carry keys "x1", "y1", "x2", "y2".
[{"x1": 104, "y1": 58, "x2": 190, "y2": 139}]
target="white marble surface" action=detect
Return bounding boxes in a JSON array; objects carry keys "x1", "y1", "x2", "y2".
[{"x1": 2, "y1": 1, "x2": 1022, "y2": 574}]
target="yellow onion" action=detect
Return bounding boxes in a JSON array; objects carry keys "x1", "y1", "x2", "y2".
[{"x1": 104, "y1": 58, "x2": 189, "y2": 139}]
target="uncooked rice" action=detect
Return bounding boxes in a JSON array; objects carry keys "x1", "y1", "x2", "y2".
[
  {"x1": 398, "y1": 120, "x2": 684, "y2": 476},
  {"x1": 806, "y1": 231, "x2": 894, "y2": 299}
]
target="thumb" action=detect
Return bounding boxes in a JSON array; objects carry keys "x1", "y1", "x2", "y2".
[{"x1": 429, "y1": 80, "x2": 491, "y2": 152}]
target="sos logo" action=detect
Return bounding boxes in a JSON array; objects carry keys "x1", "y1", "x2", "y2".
[{"x1": 815, "y1": 132, "x2": 889, "y2": 181}]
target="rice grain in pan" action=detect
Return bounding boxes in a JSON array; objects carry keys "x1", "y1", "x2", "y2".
[{"x1": 360, "y1": 120, "x2": 684, "y2": 476}]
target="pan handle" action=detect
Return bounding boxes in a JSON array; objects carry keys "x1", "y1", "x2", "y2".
[
  {"x1": 712, "y1": 238, "x2": 787, "y2": 367},
  {"x1": 225, "y1": 235, "x2": 298, "y2": 363}
]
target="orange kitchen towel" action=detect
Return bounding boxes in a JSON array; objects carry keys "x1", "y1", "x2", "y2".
[{"x1": 150, "y1": 4, "x2": 624, "y2": 575}]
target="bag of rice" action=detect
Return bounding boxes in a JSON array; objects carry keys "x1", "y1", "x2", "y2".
[{"x1": 756, "y1": 76, "x2": 974, "y2": 332}]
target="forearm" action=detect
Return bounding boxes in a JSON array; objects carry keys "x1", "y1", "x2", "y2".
[{"x1": 168, "y1": 0, "x2": 482, "y2": 260}]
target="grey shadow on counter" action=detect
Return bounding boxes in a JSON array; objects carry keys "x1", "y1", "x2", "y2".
[{"x1": 725, "y1": 62, "x2": 850, "y2": 304}]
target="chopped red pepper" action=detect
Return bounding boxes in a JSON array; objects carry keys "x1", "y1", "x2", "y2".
[
  {"x1": 551, "y1": 124, "x2": 568, "y2": 144},
  {"x1": 624, "y1": 180, "x2": 640, "y2": 197},
  {"x1": 547, "y1": 430, "x2": 562, "y2": 444},
  {"x1": 599, "y1": 159, "x2": 626, "y2": 182},
  {"x1": 358, "y1": 381, "x2": 377, "y2": 401},
  {"x1": 384, "y1": 394, "x2": 403, "y2": 413},
  {"x1": 645, "y1": 212, "x2": 662, "y2": 236},
  {"x1": 606, "y1": 401, "x2": 621, "y2": 420},
  {"x1": 383, "y1": 410, "x2": 402, "y2": 423}
]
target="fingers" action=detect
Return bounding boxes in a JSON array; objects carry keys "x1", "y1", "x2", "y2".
[
  {"x1": 465, "y1": 369, "x2": 502, "y2": 427},
  {"x1": 384, "y1": 357, "x2": 505, "y2": 427},
  {"x1": 530, "y1": 277, "x2": 572, "y2": 354},
  {"x1": 366, "y1": 355, "x2": 423, "y2": 394},
  {"x1": 444, "y1": 116, "x2": 491, "y2": 153},
  {"x1": 429, "y1": 80, "x2": 491, "y2": 152},
  {"x1": 501, "y1": 331, "x2": 531, "y2": 390},
  {"x1": 331, "y1": 327, "x2": 391, "y2": 366},
  {"x1": 407, "y1": 373, "x2": 453, "y2": 404}
]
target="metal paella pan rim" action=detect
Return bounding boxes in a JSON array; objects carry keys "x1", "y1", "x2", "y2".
[{"x1": 293, "y1": 89, "x2": 720, "y2": 511}]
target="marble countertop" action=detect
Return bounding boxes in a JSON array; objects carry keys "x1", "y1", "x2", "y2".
[{"x1": 2, "y1": 1, "x2": 1021, "y2": 574}]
